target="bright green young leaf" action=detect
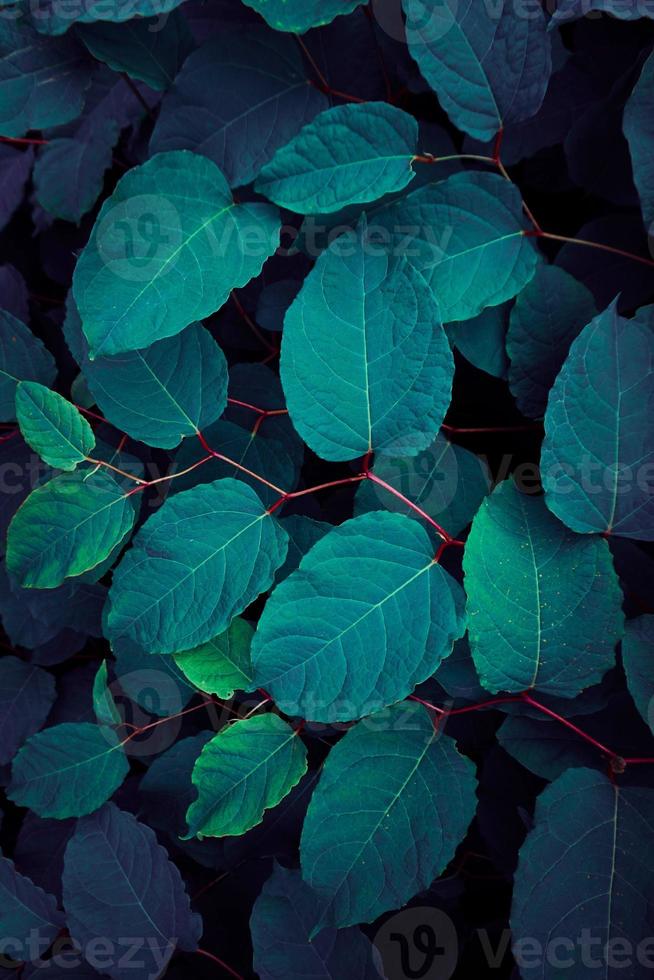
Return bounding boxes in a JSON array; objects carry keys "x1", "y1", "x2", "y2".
[
  {"x1": 251, "y1": 512, "x2": 466, "y2": 722},
  {"x1": 174, "y1": 618, "x2": 255, "y2": 698},
  {"x1": 0, "y1": 656, "x2": 57, "y2": 765},
  {"x1": 624, "y1": 49, "x2": 654, "y2": 234},
  {"x1": 255, "y1": 102, "x2": 418, "y2": 214},
  {"x1": 280, "y1": 214, "x2": 453, "y2": 461},
  {"x1": 16, "y1": 382, "x2": 95, "y2": 471},
  {"x1": 240, "y1": 0, "x2": 368, "y2": 33},
  {"x1": 463, "y1": 480, "x2": 623, "y2": 697},
  {"x1": 185, "y1": 713, "x2": 307, "y2": 839},
  {"x1": 7, "y1": 469, "x2": 137, "y2": 589},
  {"x1": 375, "y1": 172, "x2": 538, "y2": 322},
  {"x1": 512, "y1": 767, "x2": 654, "y2": 978},
  {"x1": 402, "y1": 0, "x2": 551, "y2": 140},
  {"x1": 65, "y1": 300, "x2": 228, "y2": 450},
  {"x1": 0, "y1": 311, "x2": 57, "y2": 421},
  {"x1": 622, "y1": 615, "x2": 654, "y2": 733},
  {"x1": 92, "y1": 661, "x2": 121, "y2": 727},
  {"x1": 7, "y1": 722, "x2": 129, "y2": 819},
  {"x1": 0, "y1": 855, "x2": 64, "y2": 956},
  {"x1": 73, "y1": 150, "x2": 281, "y2": 357},
  {"x1": 300, "y1": 702, "x2": 478, "y2": 930},
  {"x1": 506, "y1": 264, "x2": 596, "y2": 419},
  {"x1": 107, "y1": 478, "x2": 289, "y2": 655},
  {"x1": 541, "y1": 300, "x2": 654, "y2": 539},
  {"x1": 251, "y1": 863, "x2": 380, "y2": 980}
]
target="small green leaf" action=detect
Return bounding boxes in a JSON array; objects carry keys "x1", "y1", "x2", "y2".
[
  {"x1": 185, "y1": 713, "x2": 307, "y2": 839},
  {"x1": 300, "y1": 702, "x2": 478, "y2": 930},
  {"x1": 255, "y1": 102, "x2": 418, "y2": 214},
  {"x1": 463, "y1": 480, "x2": 623, "y2": 697},
  {"x1": 240, "y1": 0, "x2": 367, "y2": 33},
  {"x1": 0, "y1": 310, "x2": 57, "y2": 421},
  {"x1": 92, "y1": 661, "x2": 121, "y2": 727},
  {"x1": 174, "y1": 618, "x2": 255, "y2": 698},
  {"x1": 7, "y1": 469, "x2": 137, "y2": 589},
  {"x1": 16, "y1": 381, "x2": 95, "y2": 470},
  {"x1": 7, "y1": 722, "x2": 129, "y2": 819}
]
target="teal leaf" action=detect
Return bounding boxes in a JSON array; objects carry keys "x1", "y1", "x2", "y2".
[
  {"x1": 78, "y1": 12, "x2": 193, "y2": 91},
  {"x1": 66, "y1": 301, "x2": 228, "y2": 450},
  {"x1": 375, "y1": 172, "x2": 538, "y2": 322},
  {"x1": 402, "y1": 0, "x2": 551, "y2": 140},
  {"x1": 541, "y1": 300, "x2": 654, "y2": 539},
  {"x1": 275, "y1": 514, "x2": 331, "y2": 583},
  {"x1": 445, "y1": 302, "x2": 509, "y2": 379},
  {"x1": 92, "y1": 661, "x2": 121, "y2": 727},
  {"x1": 31, "y1": 0, "x2": 192, "y2": 34},
  {"x1": 173, "y1": 618, "x2": 255, "y2": 698},
  {"x1": 73, "y1": 150, "x2": 281, "y2": 357},
  {"x1": 111, "y1": 634, "x2": 195, "y2": 718},
  {"x1": 250, "y1": 863, "x2": 380, "y2": 980},
  {"x1": 281, "y1": 214, "x2": 453, "y2": 461},
  {"x1": 622, "y1": 615, "x2": 654, "y2": 734},
  {"x1": 239, "y1": 0, "x2": 368, "y2": 33},
  {"x1": 0, "y1": 311, "x2": 57, "y2": 421},
  {"x1": 150, "y1": 29, "x2": 328, "y2": 187},
  {"x1": 552, "y1": 0, "x2": 654, "y2": 24},
  {"x1": 0, "y1": 656, "x2": 57, "y2": 765},
  {"x1": 300, "y1": 702, "x2": 477, "y2": 929},
  {"x1": 0, "y1": 855, "x2": 64, "y2": 957},
  {"x1": 511, "y1": 768, "x2": 654, "y2": 978},
  {"x1": 355, "y1": 431, "x2": 490, "y2": 538},
  {"x1": 7, "y1": 722, "x2": 129, "y2": 819},
  {"x1": 185, "y1": 713, "x2": 307, "y2": 839},
  {"x1": 506, "y1": 264, "x2": 596, "y2": 419},
  {"x1": 255, "y1": 102, "x2": 418, "y2": 214},
  {"x1": 0, "y1": 21, "x2": 92, "y2": 136},
  {"x1": 139, "y1": 732, "x2": 214, "y2": 837},
  {"x1": 107, "y1": 478, "x2": 289, "y2": 655},
  {"x1": 463, "y1": 480, "x2": 623, "y2": 697},
  {"x1": 62, "y1": 803, "x2": 202, "y2": 980},
  {"x1": 251, "y1": 512, "x2": 466, "y2": 722},
  {"x1": 16, "y1": 382, "x2": 95, "y2": 471},
  {"x1": 0, "y1": 145, "x2": 34, "y2": 233},
  {"x1": 624, "y1": 49, "x2": 654, "y2": 234},
  {"x1": 7, "y1": 469, "x2": 138, "y2": 589}
]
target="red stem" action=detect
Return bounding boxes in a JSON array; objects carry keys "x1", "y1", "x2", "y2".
[
  {"x1": 366, "y1": 470, "x2": 456, "y2": 543},
  {"x1": 195, "y1": 948, "x2": 244, "y2": 980},
  {"x1": 0, "y1": 134, "x2": 48, "y2": 145},
  {"x1": 442, "y1": 422, "x2": 542, "y2": 435}
]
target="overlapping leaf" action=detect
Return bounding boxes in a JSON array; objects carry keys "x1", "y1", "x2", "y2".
[
  {"x1": 16, "y1": 382, "x2": 95, "y2": 470},
  {"x1": 240, "y1": 0, "x2": 368, "y2": 33}
]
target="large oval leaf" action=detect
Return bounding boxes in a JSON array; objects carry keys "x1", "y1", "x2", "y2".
[
  {"x1": 107, "y1": 478, "x2": 289, "y2": 655},
  {"x1": 255, "y1": 102, "x2": 418, "y2": 214},
  {"x1": 511, "y1": 767, "x2": 654, "y2": 979},
  {"x1": 251, "y1": 511, "x2": 466, "y2": 722},
  {"x1": 541, "y1": 300, "x2": 654, "y2": 539},
  {"x1": 463, "y1": 480, "x2": 624, "y2": 697},
  {"x1": 73, "y1": 150, "x2": 280, "y2": 357},
  {"x1": 300, "y1": 702, "x2": 478, "y2": 929},
  {"x1": 281, "y1": 214, "x2": 453, "y2": 461}
]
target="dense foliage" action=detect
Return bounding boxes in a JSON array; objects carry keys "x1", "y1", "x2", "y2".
[{"x1": 0, "y1": 1, "x2": 654, "y2": 978}]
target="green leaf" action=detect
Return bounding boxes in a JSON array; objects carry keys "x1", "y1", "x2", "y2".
[
  {"x1": 463, "y1": 480, "x2": 623, "y2": 697},
  {"x1": 446, "y1": 302, "x2": 509, "y2": 379},
  {"x1": 255, "y1": 102, "x2": 418, "y2": 214},
  {"x1": 66, "y1": 300, "x2": 228, "y2": 450},
  {"x1": 506, "y1": 264, "x2": 596, "y2": 419},
  {"x1": 173, "y1": 618, "x2": 255, "y2": 698},
  {"x1": 16, "y1": 381, "x2": 95, "y2": 471},
  {"x1": 32, "y1": 0, "x2": 192, "y2": 34},
  {"x1": 251, "y1": 511, "x2": 466, "y2": 722},
  {"x1": 107, "y1": 478, "x2": 289, "y2": 655},
  {"x1": 624, "y1": 50, "x2": 654, "y2": 240},
  {"x1": 251, "y1": 863, "x2": 380, "y2": 980},
  {"x1": 185, "y1": 713, "x2": 307, "y2": 839},
  {"x1": 7, "y1": 722, "x2": 129, "y2": 819},
  {"x1": 240, "y1": 0, "x2": 368, "y2": 34},
  {"x1": 0, "y1": 855, "x2": 64, "y2": 955},
  {"x1": 92, "y1": 661, "x2": 121, "y2": 727},
  {"x1": 280, "y1": 214, "x2": 453, "y2": 461},
  {"x1": 622, "y1": 615, "x2": 654, "y2": 734},
  {"x1": 73, "y1": 150, "x2": 281, "y2": 357},
  {"x1": 0, "y1": 311, "x2": 57, "y2": 421},
  {"x1": 300, "y1": 702, "x2": 478, "y2": 930},
  {"x1": 511, "y1": 767, "x2": 654, "y2": 978},
  {"x1": 375, "y1": 172, "x2": 538, "y2": 322},
  {"x1": 7, "y1": 469, "x2": 137, "y2": 589},
  {"x1": 355, "y1": 431, "x2": 490, "y2": 538},
  {"x1": 0, "y1": 656, "x2": 57, "y2": 765},
  {"x1": 402, "y1": 0, "x2": 551, "y2": 140},
  {"x1": 541, "y1": 299, "x2": 654, "y2": 539}
]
